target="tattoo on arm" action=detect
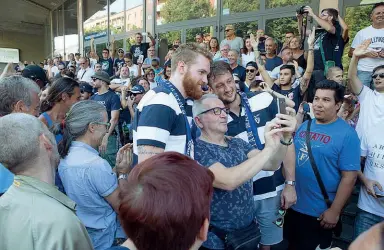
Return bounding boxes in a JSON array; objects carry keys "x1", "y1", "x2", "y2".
[
  {"x1": 256, "y1": 54, "x2": 265, "y2": 66},
  {"x1": 137, "y1": 146, "x2": 160, "y2": 156}
]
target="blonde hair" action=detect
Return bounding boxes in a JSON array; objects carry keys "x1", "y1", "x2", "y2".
[{"x1": 171, "y1": 43, "x2": 212, "y2": 73}]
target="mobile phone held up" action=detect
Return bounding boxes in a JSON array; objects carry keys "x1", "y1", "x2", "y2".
[
  {"x1": 277, "y1": 98, "x2": 287, "y2": 127},
  {"x1": 138, "y1": 55, "x2": 144, "y2": 64}
]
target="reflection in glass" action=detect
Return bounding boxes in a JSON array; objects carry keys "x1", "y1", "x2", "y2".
[
  {"x1": 266, "y1": 0, "x2": 310, "y2": 9},
  {"x1": 157, "y1": 0, "x2": 216, "y2": 25},
  {"x1": 83, "y1": 1, "x2": 108, "y2": 37},
  {"x1": 265, "y1": 17, "x2": 297, "y2": 42},
  {"x1": 228, "y1": 21, "x2": 258, "y2": 39},
  {"x1": 186, "y1": 26, "x2": 213, "y2": 44},
  {"x1": 158, "y1": 31, "x2": 181, "y2": 48},
  {"x1": 222, "y1": 0, "x2": 259, "y2": 14},
  {"x1": 126, "y1": 0, "x2": 143, "y2": 32},
  {"x1": 109, "y1": 0, "x2": 125, "y2": 35},
  {"x1": 63, "y1": 0, "x2": 79, "y2": 59}
]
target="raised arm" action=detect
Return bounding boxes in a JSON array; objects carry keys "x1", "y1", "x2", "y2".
[
  {"x1": 305, "y1": 6, "x2": 335, "y2": 34},
  {"x1": 90, "y1": 37, "x2": 99, "y2": 61},
  {"x1": 300, "y1": 27, "x2": 315, "y2": 95},
  {"x1": 338, "y1": 15, "x2": 349, "y2": 42},
  {"x1": 348, "y1": 40, "x2": 378, "y2": 95},
  {"x1": 110, "y1": 37, "x2": 116, "y2": 59},
  {"x1": 147, "y1": 32, "x2": 156, "y2": 46},
  {"x1": 260, "y1": 82, "x2": 295, "y2": 108}
]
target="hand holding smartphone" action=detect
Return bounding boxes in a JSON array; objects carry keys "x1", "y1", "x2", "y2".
[{"x1": 277, "y1": 98, "x2": 287, "y2": 127}]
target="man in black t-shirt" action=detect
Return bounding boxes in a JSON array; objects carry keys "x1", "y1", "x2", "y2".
[
  {"x1": 90, "y1": 37, "x2": 116, "y2": 77},
  {"x1": 300, "y1": 7, "x2": 342, "y2": 102},
  {"x1": 129, "y1": 32, "x2": 156, "y2": 64}
]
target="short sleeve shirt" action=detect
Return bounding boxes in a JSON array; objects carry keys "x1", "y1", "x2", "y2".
[
  {"x1": 232, "y1": 65, "x2": 246, "y2": 82},
  {"x1": 91, "y1": 89, "x2": 122, "y2": 121},
  {"x1": 292, "y1": 118, "x2": 360, "y2": 217},
  {"x1": 272, "y1": 84, "x2": 302, "y2": 112},
  {"x1": 114, "y1": 58, "x2": 125, "y2": 69},
  {"x1": 99, "y1": 58, "x2": 114, "y2": 76},
  {"x1": 265, "y1": 56, "x2": 283, "y2": 71},
  {"x1": 195, "y1": 138, "x2": 254, "y2": 249},
  {"x1": 129, "y1": 43, "x2": 150, "y2": 64},
  {"x1": 220, "y1": 37, "x2": 244, "y2": 53}
]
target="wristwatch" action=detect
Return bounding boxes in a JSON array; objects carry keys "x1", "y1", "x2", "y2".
[
  {"x1": 280, "y1": 137, "x2": 293, "y2": 146},
  {"x1": 118, "y1": 173, "x2": 127, "y2": 181},
  {"x1": 285, "y1": 180, "x2": 296, "y2": 186}
]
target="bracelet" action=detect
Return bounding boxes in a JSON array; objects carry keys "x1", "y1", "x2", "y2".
[{"x1": 280, "y1": 138, "x2": 293, "y2": 146}]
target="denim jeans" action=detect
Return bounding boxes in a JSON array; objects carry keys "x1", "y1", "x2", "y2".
[
  {"x1": 354, "y1": 209, "x2": 384, "y2": 239},
  {"x1": 357, "y1": 70, "x2": 373, "y2": 89}
]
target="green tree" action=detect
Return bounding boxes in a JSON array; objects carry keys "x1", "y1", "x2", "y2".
[
  {"x1": 265, "y1": 17, "x2": 298, "y2": 41},
  {"x1": 161, "y1": 0, "x2": 213, "y2": 24},
  {"x1": 266, "y1": 0, "x2": 310, "y2": 9},
  {"x1": 222, "y1": 0, "x2": 260, "y2": 13}
]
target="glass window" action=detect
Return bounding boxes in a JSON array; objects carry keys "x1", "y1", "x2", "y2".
[
  {"x1": 64, "y1": 0, "x2": 79, "y2": 61},
  {"x1": 226, "y1": 21, "x2": 258, "y2": 40},
  {"x1": 222, "y1": 0, "x2": 260, "y2": 15},
  {"x1": 54, "y1": 6, "x2": 65, "y2": 56},
  {"x1": 83, "y1": 1, "x2": 108, "y2": 37},
  {"x1": 266, "y1": 0, "x2": 310, "y2": 9},
  {"x1": 110, "y1": 0, "x2": 125, "y2": 35},
  {"x1": 115, "y1": 39, "x2": 124, "y2": 51},
  {"x1": 186, "y1": 26, "x2": 214, "y2": 44},
  {"x1": 157, "y1": 0, "x2": 216, "y2": 25},
  {"x1": 127, "y1": 0, "x2": 143, "y2": 32},
  {"x1": 158, "y1": 30, "x2": 181, "y2": 48},
  {"x1": 265, "y1": 17, "x2": 297, "y2": 42}
]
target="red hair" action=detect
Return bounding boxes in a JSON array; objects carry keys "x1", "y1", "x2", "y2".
[{"x1": 118, "y1": 152, "x2": 214, "y2": 250}]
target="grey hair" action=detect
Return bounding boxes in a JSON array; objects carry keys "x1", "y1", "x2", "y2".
[
  {"x1": 59, "y1": 100, "x2": 106, "y2": 157},
  {"x1": 192, "y1": 94, "x2": 219, "y2": 118},
  {"x1": 0, "y1": 76, "x2": 40, "y2": 116},
  {"x1": 229, "y1": 49, "x2": 239, "y2": 56},
  {"x1": 0, "y1": 113, "x2": 56, "y2": 173},
  {"x1": 220, "y1": 43, "x2": 230, "y2": 49}
]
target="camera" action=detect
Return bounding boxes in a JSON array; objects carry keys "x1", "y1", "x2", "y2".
[{"x1": 296, "y1": 6, "x2": 308, "y2": 15}]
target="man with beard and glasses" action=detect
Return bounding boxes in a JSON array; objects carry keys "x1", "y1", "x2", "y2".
[
  {"x1": 208, "y1": 61, "x2": 297, "y2": 250},
  {"x1": 0, "y1": 113, "x2": 93, "y2": 250},
  {"x1": 132, "y1": 43, "x2": 212, "y2": 165}
]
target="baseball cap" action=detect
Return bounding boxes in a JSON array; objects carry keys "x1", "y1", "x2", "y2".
[
  {"x1": 118, "y1": 48, "x2": 124, "y2": 53},
  {"x1": 22, "y1": 65, "x2": 49, "y2": 88},
  {"x1": 80, "y1": 82, "x2": 93, "y2": 94},
  {"x1": 130, "y1": 85, "x2": 145, "y2": 94},
  {"x1": 246, "y1": 61, "x2": 258, "y2": 69},
  {"x1": 91, "y1": 71, "x2": 111, "y2": 84}
]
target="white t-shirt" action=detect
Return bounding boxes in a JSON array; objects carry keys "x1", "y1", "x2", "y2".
[
  {"x1": 128, "y1": 64, "x2": 144, "y2": 77},
  {"x1": 77, "y1": 67, "x2": 95, "y2": 83},
  {"x1": 51, "y1": 66, "x2": 59, "y2": 77},
  {"x1": 351, "y1": 25, "x2": 384, "y2": 72},
  {"x1": 358, "y1": 126, "x2": 384, "y2": 217},
  {"x1": 241, "y1": 52, "x2": 255, "y2": 67},
  {"x1": 356, "y1": 86, "x2": 384, "y2": 140}
]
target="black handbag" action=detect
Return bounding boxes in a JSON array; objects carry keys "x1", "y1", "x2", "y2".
[
  {"x1": 306, "y1": 119, "x2": 342, "y2": 237},
  {"x1": 209, "y1": 221, "x2": 260, "y2": 250}
]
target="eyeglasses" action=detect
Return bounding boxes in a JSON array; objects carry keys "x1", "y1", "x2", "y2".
[
  {"x1": 273, "y1": 209, "x2": 286, "y2": 228},
  {"x1": 224, "y1": 29, "x2": 233, "y2": 32},
  {"x1": 124, "y1": 61, "x2": 132, "y2": 64},
  {"x1": 92, "y1": 122, "x2": 111, "y2": 130},
  {"x1": 118, "y1": 51, "x2": 124, "y2": 53},
  {"x1": 102, "y1": 51, "x2": 108, "y2": 54},
  {"x1": 80, "y1": 62, "x2": 86, "y2": 65},
  {"x1": 198, "y1": 107, "x2": 230, "y2": 116},
  {"x1": 372, "y1": 73, "x2": 384, "y2": 79},
  {"x1": 246, "y1": 69, "x2": 255, "y2": 73}
]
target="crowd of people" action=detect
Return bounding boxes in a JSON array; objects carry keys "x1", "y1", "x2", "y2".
[{"x1": 0, "y1": 3, "x2": 383, "y2": 250}]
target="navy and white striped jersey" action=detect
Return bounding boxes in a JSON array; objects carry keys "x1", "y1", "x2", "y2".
[
  {"x1": 132, "y1": 85, "x2": 193, "y2": 166},
  {"x1": 226, "y1": 91, "x2": 285, "y2": 200}
]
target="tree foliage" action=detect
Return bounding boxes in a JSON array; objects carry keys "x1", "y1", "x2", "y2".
[
  {"x1": 266, "y1": 0, "x2": 309, "y2": 9},
  {"x1": 265, "y1": 17, "x2": 298, "y2": 40},
  {"x1": 161, "y1": 0, "x2": 213, "y2": 24},
  {"x1": 222, "y1": 0, "x2": 260, "y2": 13}
]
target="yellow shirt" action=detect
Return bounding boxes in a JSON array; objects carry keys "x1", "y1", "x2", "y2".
[{"x1": 0, "y1": 175, "x2": 94, "y2": 250}]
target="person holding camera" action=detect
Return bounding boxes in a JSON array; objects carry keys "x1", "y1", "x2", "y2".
[{"x1": 298, "y1": 6, "x2": 342, "y2": 103}]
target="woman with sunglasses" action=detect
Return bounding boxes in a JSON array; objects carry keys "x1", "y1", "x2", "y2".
[{"x1": 58, "y1": 100, "x2": 133, "y2": 250}]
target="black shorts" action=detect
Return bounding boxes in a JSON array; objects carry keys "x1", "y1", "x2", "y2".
[{"x1": 284, "y1": 209, "x2": 333, "y2": 250}]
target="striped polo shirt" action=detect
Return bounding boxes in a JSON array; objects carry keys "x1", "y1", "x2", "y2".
[
  {"x1": 132, "y1": 84, "x2": 193, "y2": 166},
  {"x1": 226, "y1": 91, "x2": 285, "y2": 200}
]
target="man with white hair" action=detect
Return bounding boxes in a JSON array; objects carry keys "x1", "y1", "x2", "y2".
[
  {"x1": 77, "y1": 57, "x2": 95, "y2": 83},
  {"x1": 0, "y1": 113, "x2": 93, "y2": 250},
  {"x1": 0, "y1": 75, "x2": 41, "y2": 196},
  {"x1": 193, "y1": 94, "x2": 296, "y2": 249}
]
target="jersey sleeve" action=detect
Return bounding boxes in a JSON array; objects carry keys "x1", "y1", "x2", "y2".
[
  {"x1": 339, "y1": 128, "x2": 361, "y2": 171},
  {"x1": 89, "y1": 162, "x2": 118, "y2": 197},
  {"x1": 110, "y1": 93, "x2": 122, "y2": 111}
]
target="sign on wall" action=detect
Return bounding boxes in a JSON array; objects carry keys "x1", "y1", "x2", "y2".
[{"x1": 0, "y1": 48, "x2": 20, "y2": 63}]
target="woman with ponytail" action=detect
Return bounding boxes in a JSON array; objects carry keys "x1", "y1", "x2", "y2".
[
  {"x1": 39, "y1": 77, "x2": 81, "y2": 143},
  {"x1": 58, "y1": 100, "x2": 133, "y2": 250}
]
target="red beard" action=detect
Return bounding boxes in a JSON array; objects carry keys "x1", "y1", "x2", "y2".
[{"x1": 182, "y1": 70, "x2": 203, "y2": 100}]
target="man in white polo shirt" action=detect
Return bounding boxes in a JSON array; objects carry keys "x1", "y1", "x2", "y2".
[{"x1": 77, "y1": 57, "x2": 95, "y2": 83}]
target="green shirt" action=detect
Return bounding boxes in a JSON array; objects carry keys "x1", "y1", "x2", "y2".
[{"x1": 0, "y1": 175, "x2": 94, "y2": 250}]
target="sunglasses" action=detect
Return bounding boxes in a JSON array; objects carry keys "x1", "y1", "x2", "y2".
[
  {"x1": 198, "y1": 107, "x2": 230, "y2": 116},
  {"x1": 124, "y1": 61, "x2": 132, "y2": 64},
  {"x1": 224, "y1": 29, "x2": 233, "y2": 32},
  {"x1": 118, "y1": 51, "x2": 124, "y2": 53},
  {"x1": 372, "y1": 73, "x2": 384, "y2": 79},
  {"x1": 102, "y1": 51, "x2": 109, "y2": 54},
  {"x1": 92, "y1": 121, "x2": 111, "y2": 130},
  {"x1": 235, "y1": 80, "x2": 240, "y2": 84},
  {"x1": 273, "y1": 209, "x2": 287, "y2": 228},
  {"x1": 246, "y1": 69, "x2": 255, "y2": 73}
]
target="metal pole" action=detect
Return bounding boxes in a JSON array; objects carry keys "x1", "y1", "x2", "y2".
[
  {"x1": 107, "y1": 0, "x2": 111, "y2": 48},
  {"x1": 50, "y1": 11, "x2": 54, "y2": 58},
  {"x1": 77, "y1": 0, "x2": 84, "y2": 55},
  {"x1": 143, "y1": 0, "x2": 146, "y2": 32},
  {"x1": 62, "y1": 4, "x2": 66, "y2": 59},
  {"x1": 123, "y1": 0, "x2": 127, "y2": 50}
]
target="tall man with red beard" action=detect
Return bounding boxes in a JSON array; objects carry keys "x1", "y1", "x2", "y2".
[{"x1": 132, "y1": 43, "x2": 212, "y2": 165}]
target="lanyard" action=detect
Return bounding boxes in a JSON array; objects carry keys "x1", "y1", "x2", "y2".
[
  {"x1": 161, "y1": 80, "x2": 194, "y2": 158},
  {"x1": 238, "y1": 92, "x2": 264, "y2": 150}
]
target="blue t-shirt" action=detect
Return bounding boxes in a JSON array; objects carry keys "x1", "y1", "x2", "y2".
[
  {"x1": 265, "y1": 56, "x2": 283, "y2": 71},
  {"x1": 232, "y1": 65, "x2": 246, "y2": 82},
  {"x1": 0, "y1": 163, "x2": 14, "y2": 194},
  {"x1": 272, "y1": 84, "x2": 301, "y2": 112},
  {"x1": 99, "y1": 58, "x2": 114, "y2": 76},
  {"x1": 91, "y1": 89, "x2": 122, "y2": 121},
  {"x1": 292, "y1": 118, "x2": 360, "y2": 218},
  {"x1": 195, "y1": 138, "x2": 255, "y2": 249},
  {"x1": 114, "y1": 58, "x2": 125, "y2": 69}
]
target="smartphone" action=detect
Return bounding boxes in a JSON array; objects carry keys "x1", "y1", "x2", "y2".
[
  {"x1": 138, "y1": 55, "x2": 144, "y2": 64},
  {"x1": 277, "y1": 98, "x2": 287, "y2": 127}
]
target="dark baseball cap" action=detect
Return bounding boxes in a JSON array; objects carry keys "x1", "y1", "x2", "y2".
[
  {"x1": 91, "y1": 71, "x2": 111, "y2": 84},
  {"x1": 246, "y1": 61, "x2": 258, "y2": 69},
  {"x1": 130, "y1": 85, "x2": 145, "y2": 94},
  {"x1": 22, "y1": 65, "x2": 49, "y2": 88},
  {"x1": 80, "y1": 82, "x2": 93, "y2": 94}
]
